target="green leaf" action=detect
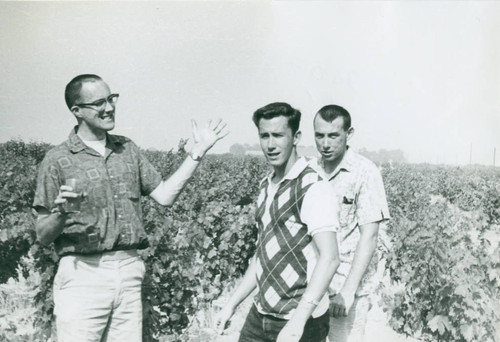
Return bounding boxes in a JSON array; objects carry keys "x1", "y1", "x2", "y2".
[
  {"x1": 455, "y1": 284, "x2": 468, "y2": 297},
  {"x1": 460, "y1": 324, "x2": 474, "y2": 341},
  {"x1": 207, "y1": 249, "x2": 217, "y2": 259},
  {"x1": 428, "y1": 315, "x2": 451, "y2": 335}
]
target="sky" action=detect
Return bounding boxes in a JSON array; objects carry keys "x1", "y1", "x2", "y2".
[{"x1": 1, "y1": 1, "x2": 499, "y2": 166}]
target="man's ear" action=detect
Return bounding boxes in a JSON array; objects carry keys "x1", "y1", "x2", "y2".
[
  {"x1": 293, "y1": 130, "x2": 302, "y2": 146},
  {"x1": 346, "y1": 127, "x2": 354, "y2": 141},
  {"x1": 71, "y1": 106, "x2": 82, "y2": 119}
]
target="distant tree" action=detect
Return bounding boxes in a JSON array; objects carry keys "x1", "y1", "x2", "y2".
[
  {"x1": 229, "y1": 143, "x2": 246, "y2": 155},
  {"x1": 387, "y1": 149, "x2": 406, "y2": 163},
  {"x1": 245, "y1": 143, "x2": 261, "y2": 152}
]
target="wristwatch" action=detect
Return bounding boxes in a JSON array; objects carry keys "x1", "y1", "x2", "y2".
[
  {"x1": 303, "y1": 294, "x2": 320, "y2": 306},
  {"x1": 190, "y1": 151, "x2": 202, "y2": 162}
]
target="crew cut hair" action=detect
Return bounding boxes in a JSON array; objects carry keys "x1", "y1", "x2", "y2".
[
  {"x1": 64, "y1": 74, "x2": 103, "y2": 109},
  {"x1": 252, "y1": 102, "x2": 301, "y2": 134},
  {"x1": 316, "y1": 105, "x2": 352, "y2": 130}
]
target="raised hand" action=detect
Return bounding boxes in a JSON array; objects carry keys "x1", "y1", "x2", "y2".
[{"x1": 191, "y1": 119, "x2": 229, "y2": 156}]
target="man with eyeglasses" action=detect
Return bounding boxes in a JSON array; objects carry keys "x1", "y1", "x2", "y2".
[{"x1": 33, "y1": 74, "x2": 228, "y2": 342}]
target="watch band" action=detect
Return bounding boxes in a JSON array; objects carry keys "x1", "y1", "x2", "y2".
[
  {"x1": 303, "y1": 294, "x2": 320, "y2": 306},
  {"x1": 190, "y1": 152, "x2": 202, "y2": 162}
]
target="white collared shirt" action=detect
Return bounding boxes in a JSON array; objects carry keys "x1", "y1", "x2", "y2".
[{"x1": 309, "y1": 149, "x2": 391, "y2": 295}]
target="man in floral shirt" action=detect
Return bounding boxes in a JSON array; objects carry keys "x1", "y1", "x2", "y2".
[
  {"x1": 309, "y1": 104, "x2": 390, "y2": 342},
  {"x1": 33, "y1": 74, "x2": 227, "y2": 342}
]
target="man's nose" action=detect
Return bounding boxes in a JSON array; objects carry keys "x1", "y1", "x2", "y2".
[
  {"x1": 267, "y1": 137, "x2": 276, "y2": 149},
  {"x1": 105, "y1": 100, "x2": 114, "y2": 112},
  {"x1": 322, "y1": 139, "x2": 330, "y2": 149}
]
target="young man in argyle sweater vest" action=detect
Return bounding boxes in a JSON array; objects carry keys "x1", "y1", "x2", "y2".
[{"x1": 215, "y1": 102, "x2": 341, "y2": 342}]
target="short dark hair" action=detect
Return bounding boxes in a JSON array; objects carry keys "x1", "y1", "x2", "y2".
[
  {"x1": 64, "y1": 74, "x2": 103, "y2": 109},
  {"x1": 252, "y1": 102, "x2": 301, "y2": 134},
  {"x1": 316, "y1": 105, "x2": 351, "y2": 130}
]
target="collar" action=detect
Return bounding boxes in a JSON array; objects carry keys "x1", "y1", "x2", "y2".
[
  {"x1": 68, "y1": 126, "x2": 88, "y2": 153},
  {"x1": 332, "y1": 147, "x2": 356, "y2": 173},
  {"x1": 265, "y1": 157, "x2": 309, "y2": 185},
  {"x1": 68, "y1": 126, "x2": 124, "y2": 154},
  {"x1": 106, "y1": 132, "x2": 125, "y2": 150},
  {"x1": 310, "y1": 147, "x2": 356, "y2": 179}
]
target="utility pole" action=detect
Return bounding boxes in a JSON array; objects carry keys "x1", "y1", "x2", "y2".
[
  {"x1": 469, "y1": 143, "x2": 472, "y2": 165},
  {"x1": 494, "y1": 147, "x2": 496, "y2": 167}
]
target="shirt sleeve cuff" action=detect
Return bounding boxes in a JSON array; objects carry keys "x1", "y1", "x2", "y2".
[
  {"x1": 310, "y1": 225, "x2": 337, "y2": 236},
  {"x1": 358, "y1": 210, "x2": 391, "y2": 226}
]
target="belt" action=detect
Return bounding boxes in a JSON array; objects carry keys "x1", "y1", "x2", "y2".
[{"x1": 64, "y1": 249, "x2": 139, "y2": 261}]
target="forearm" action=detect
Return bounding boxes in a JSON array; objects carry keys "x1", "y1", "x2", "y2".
[
  {"x1": 36, "y1": 212, "x2": 66, "y2": 245},
  {"x1": 225, "y1": 257, "x2": 258, "y2": 310},
  {"x1": 151, "y1": 119, "x2": 228, "y2": 206},
  {"x1": 151, "y1": 153, "x2": 202, "y2": 206},
  {"x1": 289, "y1": 252, "x2": 340, "y2": 325},
  {"x1": 341, "y1": 224, "x2": 378, "y2": 295}
]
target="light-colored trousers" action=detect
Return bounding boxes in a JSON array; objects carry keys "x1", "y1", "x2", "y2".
[
  {"x1": 328, "y1": 295, "x2": 372, "y2": 342},
  {"x1": 53, "y1": 250, "x2": 145, "y2": 342}
]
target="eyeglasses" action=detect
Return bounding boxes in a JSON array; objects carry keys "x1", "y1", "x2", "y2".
[{"x1": 74, "y1": 93, "x2": 120, "y2": 110}]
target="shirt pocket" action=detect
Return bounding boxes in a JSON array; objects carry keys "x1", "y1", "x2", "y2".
[
  {"x1": 339, "y1": 194, "x2": 356, "y2": 230},
  {"x1": 114, "y1": 158, "x2": 140, "y2": 195}
]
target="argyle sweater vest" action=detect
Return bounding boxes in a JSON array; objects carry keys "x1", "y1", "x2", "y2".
[{"x1": 254, "y1": 166, "x2": 321, "y2": 318}]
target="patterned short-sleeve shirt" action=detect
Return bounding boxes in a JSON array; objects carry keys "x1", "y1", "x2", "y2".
[
  {"x1": 33, "y1": 127, "x2": 162, "y2": 256},
  {"x1": 309, "y1": 148, "x2": 390, "y2": 296}
]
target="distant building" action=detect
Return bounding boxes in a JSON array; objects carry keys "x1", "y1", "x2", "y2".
[
  {"x1": 297, "y1": 146, "x2": 320, "y2": 158},
  {"x1": 357, "y1": 148, "x2": 407, "y2": 164},
  {"x1": 230, "y1": 143, "x2": 406, "y2": 165}
]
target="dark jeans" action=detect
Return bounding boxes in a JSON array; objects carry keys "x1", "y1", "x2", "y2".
[{"x1": 238, "y1": 304, "x2": 329, "y2": 342}]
